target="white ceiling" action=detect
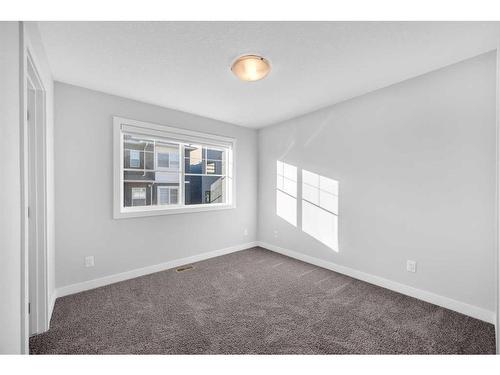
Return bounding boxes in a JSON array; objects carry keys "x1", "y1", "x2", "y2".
[{"x1": 38, "y1": 21, "x2": 499, "y2": 128}]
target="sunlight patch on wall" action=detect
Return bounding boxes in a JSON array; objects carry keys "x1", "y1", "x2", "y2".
[
  {"x1": 276, "y1": 160, "x2": 297, "y2": 227},
  {"x1": 302, "y1": 169, "x2": 339, "y2": 251}
]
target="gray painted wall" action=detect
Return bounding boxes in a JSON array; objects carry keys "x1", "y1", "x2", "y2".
[
  {"x1": 54, "y1": 82, "x2": 258, "y2": 288},
  {"x1": 258, "y1": 51, "x2": 497, "y2": 313},
  {"x1": 0, "y1": 22, "x2": 22, "y2": 354}
]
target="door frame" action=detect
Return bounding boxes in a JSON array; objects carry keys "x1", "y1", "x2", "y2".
[{"x1": 20, "y1": 44, "x2": 49, "y2": 351}]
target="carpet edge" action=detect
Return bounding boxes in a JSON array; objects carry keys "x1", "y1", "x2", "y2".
[{"x1": 257, "y1": 241, "x2": 496, "y2": 324}]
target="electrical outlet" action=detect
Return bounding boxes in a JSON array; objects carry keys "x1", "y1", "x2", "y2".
[
  {"x1": 406, "y1": 260, "x2": 416, "y2": 273},
  {"x1": 85, "y1": 256, "x2": 95, "y2": 268},
  {"x1": 273, "y1": 230, "x2": 278, "y2": 238},
  {"x1": 243, "y1": 228, "x2": 248, "y2": 236}
]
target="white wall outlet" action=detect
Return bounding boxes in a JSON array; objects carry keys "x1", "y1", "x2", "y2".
[
  {"x1": 273, "y1": 230, "x2": 278, "y2": 238},
  {"x1": 85, "y1": 255, "x2": 95, "y2": 267},
  {"x1": 243, "y1": 228, "x2": 248, "y2": 236},
  {"x1": 406, "y1": 260, "x2": 416, "y2": 273}
]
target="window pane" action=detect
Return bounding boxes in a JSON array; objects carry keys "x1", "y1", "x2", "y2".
[
  {"x1": 206, "y1": 160, "x2": 223, "y2": 175},
  {"x1": 157, "y1": 152, "x2": 169, "y2": 168},
  {"x1": 129, "y1": 150, "x2": 140, "y2": 168},
  {"x1": 158, "y1": 187, "x2": 170, "y2": 205},
  {"x1": 124, "y1": 170, "x2": 156, "y2": 182},
  {"x1": 185, "y1": 146, "x2": 225, "y2": 175},
  {"x1": 124, "y1": 134, "x2": 154, "y2": 151},
  {"x1": 185, "y1": 175, "x2": 225, "y2": 205},
  {"x1": 132, "y1": 187, "x2": 146, "y2": 199},
  {"x1": 170, "y1": 152, "x2": 179, "y2": 168},
  {"x1": 124, "y1": 149, "x2": 145, "y2": 169},
  {"x1": 155, "y1": 171, "x2": 180, "y2": 184},
  {"x1": 206, "y1": 149, "x2": 224, "y2": 174},
  {"x1": 206, "y1": 160, "x2": 216, "y2": 174},
  {"x1": 207, "y1": 148, "x2": 223, "y2": 160},
  {"x1": 124, "y1": 135, "x2": 154, "y2": 170},
  {"x1": 144, "y1": 151, "x2": 154, "y2": 170},
  {"x1": 124, "y1": 182, "x2": 181, "y2": 207},
  {"x1": 184, "y1": 145, "x2": 204, "y2": 174},
  {"x1": 170, "y1": 188, "x2": 179, "y2": 204},
  {"x1": 156, "y1": 143, "x2": 179, "y2": 170},
  {"x1": 124, "y1": 183, "x2": 150, "y2": 207},
  {"x1": 156, "y1": 186, "x2": 179, "y2": 206}
]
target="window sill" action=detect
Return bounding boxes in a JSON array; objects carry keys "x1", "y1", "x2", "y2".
[{"x1": 113, "y1": 203, "x2": 236, "y2": 219}]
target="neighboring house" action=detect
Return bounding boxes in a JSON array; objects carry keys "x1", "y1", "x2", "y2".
[
  {"x1": 184, "y1": 146, "x2": 225, "y2": 205},
  {"x1": 123, "y1": 135, "x2": 225, "y2": 207}
]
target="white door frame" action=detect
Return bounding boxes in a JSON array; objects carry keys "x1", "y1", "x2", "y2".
[{"x1": 21, "y1": 46, "x2": 49, "y2": 350}]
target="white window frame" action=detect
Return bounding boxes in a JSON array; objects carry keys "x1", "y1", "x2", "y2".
[{"x1": 113, "y1": 116, "x2": 236, "y2": 218}]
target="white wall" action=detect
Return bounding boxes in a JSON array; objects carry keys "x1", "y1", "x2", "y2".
[
  {"x1": 23, "y1": 22, "x2": 56, "y2": 328},
  {"x1": 54, "y1": 83, "x2": 258, "y2": 288},
  {"x1": 0, "y1": 21, "x2": 22, "y2": 354},
  {"x1": 258, "y1": 51, "x2": 497, "y2": 317}
]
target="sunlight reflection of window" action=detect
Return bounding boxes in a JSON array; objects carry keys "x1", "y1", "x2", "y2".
[
  {"x1": 276, "y1": 160, "x2": 297, "y2": 227},
  {"x1": 302, "y1": 170, "x2": 339, "y2": 251}
]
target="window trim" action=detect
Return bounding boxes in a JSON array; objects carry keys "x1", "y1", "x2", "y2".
[{"x1": 113, "y1": 116, "x2": 236, "y2": 219}]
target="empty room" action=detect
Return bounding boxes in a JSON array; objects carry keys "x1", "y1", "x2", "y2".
[{"x1": 2, "y1": 3, "x2": 500, "y2": 368}]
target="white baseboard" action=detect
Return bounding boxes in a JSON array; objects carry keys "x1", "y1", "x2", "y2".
[
  {"x1": 257, "y1": 241, "x2": 496, "y2": 324},
  {"x1": 55, "y1": 241, "x2": 258, "y2": 299},
  {"x1": 51, "y1": 240, "x2": 495, "y2": 325}
]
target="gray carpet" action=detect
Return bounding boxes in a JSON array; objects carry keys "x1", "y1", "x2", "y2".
[{"x1": 30, "y1": 247, "x2": 496, "y2": 354}]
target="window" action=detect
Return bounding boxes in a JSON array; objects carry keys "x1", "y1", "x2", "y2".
[
  {"x1": 157, "y1": 152, "x2": 170, "y2": 168},
  {"x1": 131, "y1": 187, "x2": 146, "y2": 206},
  {"x1": 114, "y1": 117, "x2": 235, "y2": 218},
  {"x1": 157, "y1": 186, "x2": 179, "y2": 205},
  {"x1": 129, "y1": 150, "x2": 141, "y2": 168}
]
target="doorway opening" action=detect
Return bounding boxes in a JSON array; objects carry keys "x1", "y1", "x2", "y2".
[{"x1": 26, "y1": 51, "x2": 48, "y2": 338}]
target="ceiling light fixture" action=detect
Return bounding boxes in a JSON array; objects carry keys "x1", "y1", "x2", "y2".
[{"x1": 231, "y1": 55, "x2": 271, "y2": 82}]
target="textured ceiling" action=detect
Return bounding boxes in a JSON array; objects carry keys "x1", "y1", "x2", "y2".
[{"x1": 38, "y1": 21, "x2": 499, "y2": 128}]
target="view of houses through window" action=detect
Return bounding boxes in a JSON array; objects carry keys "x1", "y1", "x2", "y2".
[{"x1": 123, "y1": 133, "x2": 228, "y2": 209}]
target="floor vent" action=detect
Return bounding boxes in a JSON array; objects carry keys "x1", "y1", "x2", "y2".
[{"x1": 176, "y1": 265, "x2": 194, "y2": 273}]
